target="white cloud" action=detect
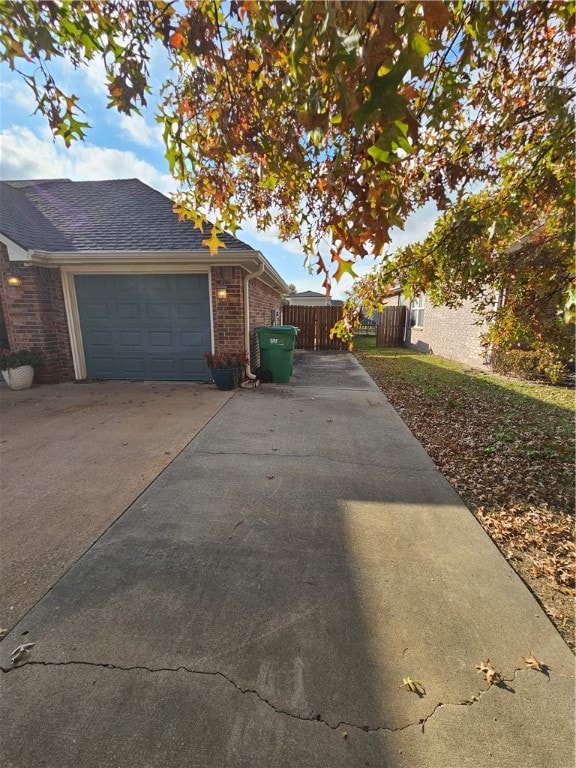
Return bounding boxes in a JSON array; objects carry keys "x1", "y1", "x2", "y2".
[
  {"x1": 387, "y1": 203, "x2": 439, "y2": 251},
  {"x1": 0, "y1": 125, "x2": 175, "y2": 195},
  {"x1": 49, "y1": 55, "x2": 109, "y2": 106},
  {"x1": 0, "y1": 80, "x2": 37, "y2": 113},
  {"x1": 80, "y1": 56, "x2": 109, "y2": 99},
  {"x1": 238, "y1": 216, "x2": 304, "y2": 256},
  {"x1": 117, "y1": 113, "x2": 163, "y2": 149}
]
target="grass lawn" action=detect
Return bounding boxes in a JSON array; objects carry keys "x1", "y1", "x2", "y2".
[{"x1": 354, "y1": 336, "x2": 575, "y2": 649}]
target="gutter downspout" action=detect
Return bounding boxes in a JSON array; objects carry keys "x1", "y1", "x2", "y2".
[{"x1": 243, "y1": 260, "x2": 265, "y2": 380}]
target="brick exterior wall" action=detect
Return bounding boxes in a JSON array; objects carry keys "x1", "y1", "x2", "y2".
[
  {"x1": 248, "y1": 278, "x2": 282, "y2": 367},
  {"x1": 405, "y1": 295, "x2": 489, "y2": 369},
  {"x1": 209, "y1": 265, "x2": 246, "y2": 353},
  {"x1": 249, "y1": 279, "x2": 280, "y2": 329},
  {"x1": 0, "y1": 244, "x2": 75, "y2": 383}
]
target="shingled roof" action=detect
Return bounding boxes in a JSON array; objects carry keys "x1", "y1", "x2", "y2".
[
  {"x1": 291, "y1": 290, "x2": 326, "y2": 298},
  {"x1": 0, "y1": 178, "x2": 257, "y2": 254}
]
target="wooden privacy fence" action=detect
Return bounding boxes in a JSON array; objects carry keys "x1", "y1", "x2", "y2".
[
  {"x1": 376, "y1": 306, "x2": 408, "y2": 347},
  {"x1": 282, "y1": 305, "x2": 348, "y2": 350}
]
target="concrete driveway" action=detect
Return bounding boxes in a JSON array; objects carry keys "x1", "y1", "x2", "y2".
[
  {"x1": 0, "y1": 353, "x2": 574, "y2": 767},
  {"x1": 0, "y1": 379, "x2": 233, "y2": 631}
]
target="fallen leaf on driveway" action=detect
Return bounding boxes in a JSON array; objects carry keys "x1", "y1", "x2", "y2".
[
  {"x1": 400, "y1": 676, "x2": 426, "y2": 694},
  {"x1": 0, "y1": 628, "x2": 8, "y2": 640},
  {"x1": 476, "y1": 659, "x2": 501, "y2": 687},
  {"x1": 10, "y1": 642, "x2": 35, "y2": 666},
  {"x1": 522, "y1": 654, "x2": 544, "y2": 672},
  {"x1": 266, "y1": 476, "x2": 275, "y2": 480}
]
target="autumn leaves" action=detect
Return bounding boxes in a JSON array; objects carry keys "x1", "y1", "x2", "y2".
[{"x1": 398, "y1": 654, "x2": 548, "y2": 701}]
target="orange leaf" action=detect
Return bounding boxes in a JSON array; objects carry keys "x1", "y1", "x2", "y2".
[
  {"x1": 399, "y1": 84, "x2": 420, "y2": 100},
  {"x1": 170, "y1": 31, "x2": 184, "y2": 49},
  {"x1": 10, "y1": 38, "x2": 31, "y2": 61},
  {"x1": 422, "y1": 2, "x2": 451, "y2": 32}
]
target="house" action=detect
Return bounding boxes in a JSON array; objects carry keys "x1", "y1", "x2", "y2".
[
  {"x1": 381, "y1": 288, "x2": 489, "y2": 370},
  {"x1": 0, "y1": 178, "x2": 288, "y2": 383},
  {"x1": 287, "y1": 290, "x2": 343, "y2": 307}
]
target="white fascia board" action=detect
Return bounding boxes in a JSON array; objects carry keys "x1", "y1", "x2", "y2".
[
  {"x1": 36, "y1": 247, "x2": 290, "y2": 293},
  {"x1": 0, "y1": 233, "x2": 34, "y2": 262},
  {"x1": 34, "y1": 248, "x2": 262, "y2": 265}
]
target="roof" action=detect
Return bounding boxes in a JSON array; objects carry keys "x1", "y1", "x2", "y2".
[
  {"x1": 289, "y1": 291, "x2": 342, "y2": 305},
  {"x1": 0, "y1": 178, "x2": 257, "y2": 254}
]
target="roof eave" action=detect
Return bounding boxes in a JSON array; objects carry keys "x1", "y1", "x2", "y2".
[
  {"x1": 0, "y1": 233, "x2": 34, "y2": 262},
  {"x1": 5, "y1": 246, "x2": 289, "y2": 294}
]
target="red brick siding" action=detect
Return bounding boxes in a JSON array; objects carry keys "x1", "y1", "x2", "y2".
[
  {"x1": 248, "y1": 278, "x2": 282, "y2": 367},
  {"x1": 249, "y1": 279, "x2": 281, "y2": 329},
  {"x1": 210, "y1": 266, "x2": 246, "y2": 353},
  {"x1": 0, "y1": 244, "x2": 75, "y2": 383},
  {"x1": 405, "y1": 296, "x2": 489, "y2": 369}
]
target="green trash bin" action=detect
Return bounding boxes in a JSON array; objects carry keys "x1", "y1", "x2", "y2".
[{"x1": 256, "y1": 325, "x2": 299, "y2": 383}]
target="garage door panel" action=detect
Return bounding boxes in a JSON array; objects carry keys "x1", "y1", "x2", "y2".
[
  {"x1": 117, "y1": 303, "x2": 140, "y2": 320},
  {"x1": 150, "y1": 358, "x2": 177, "y2": 375},
  {"x1": 182, "y1": 358, "x2": 208, "y2": 375},
  {"x1": 178, "y1": 303, "x2": 206, "y2": 320},
  {"x1": 148, "y1": 331, "x2": 174, "y2": 347},
  {"x1": 122, "y1": 357, "x2": 147, "y2": 375},
  {"x1": 75, "y1": 274, "x2": 211, "y2": 380},
  {"x1": 146, "y1": 303, "x2": 171, "y2": 321},
  {"x1": 89, "y1": 356, "x2": 116, "y2": 374},
  {"x1": 85, "y1": 330, "x2": 113, "y2": 346},
  {"x1": 118, "y1": 331, "x2": 144, "y2": 346},
  {"x1": 181, "y1": 331, "x2": 207, "y2": 347},
  {"x1": 85, "y1": 302, "x2": 110, "y2": 320}
]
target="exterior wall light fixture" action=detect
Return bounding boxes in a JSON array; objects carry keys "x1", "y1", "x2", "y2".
[
  {"x1": 6, "y1": 275, "x2": 23, "y2": 287},
  {"x1": 216, "y1": 279, "x2": 228, "y2": 300}
]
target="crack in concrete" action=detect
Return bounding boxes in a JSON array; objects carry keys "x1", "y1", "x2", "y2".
[{"x1": 1, "y1": 658, "x2": 523, "y2": 735}]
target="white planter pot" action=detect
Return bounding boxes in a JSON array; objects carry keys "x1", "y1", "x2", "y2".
[{"x1": 2, "y1": 365, "x2": 35, "y2": 390}]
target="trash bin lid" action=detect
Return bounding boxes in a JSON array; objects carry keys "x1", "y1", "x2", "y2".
[{"x1": 271, "y1": 325, "x2": 299, "y2": 333}]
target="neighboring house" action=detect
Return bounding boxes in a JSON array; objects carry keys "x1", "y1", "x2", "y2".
[
  {"x1": 0, "y1": 178, "x2": 288, "y2": 383},
  {"x1": 286, "y1": 290, "x2": 343, "y2": 307},
  {"x1": 382, "y1": 287, "x2": 489, "y2": 370}
]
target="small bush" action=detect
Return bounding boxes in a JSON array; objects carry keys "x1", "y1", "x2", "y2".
[
  {"x1": 491, "y1": 347, "x2": 566, "y2": 384},
  {"x1": 0, "y1": 349, "x2": 42, "y2": 370}
]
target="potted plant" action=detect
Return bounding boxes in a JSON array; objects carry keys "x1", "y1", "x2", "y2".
[
  {"x1": 204, "y1": 351, "x2": 247, "y2": 391},
  {"x1": 0, "y1": 349, "x2": 42, "y2": 390}
]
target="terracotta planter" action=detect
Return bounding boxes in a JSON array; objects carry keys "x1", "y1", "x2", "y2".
[
  {"x1": 210, "y1": 367, "x2": 243, "y2": 391},
  {"x1": 2, "y1": 365, "x2": 35, "y2": 390}
]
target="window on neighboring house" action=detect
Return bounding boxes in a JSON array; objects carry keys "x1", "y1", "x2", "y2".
[
  {"x1": 494, "y1": 289, "x2": 506, "y2": 311},
  {"x1": 410, "y1": 295, "x2": 425, "y2": 328}
]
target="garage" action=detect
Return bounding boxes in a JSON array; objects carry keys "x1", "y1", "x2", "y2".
[
  {"x1": 74, "y1": 273, "x2": 211, "y2": 380},
  {"x1": 1, "y1": 179, "x2": 288, "y2": 383}
]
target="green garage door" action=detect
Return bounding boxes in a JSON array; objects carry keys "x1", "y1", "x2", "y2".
[{"x1": 75, "y1": 274, "x2": 211, "y2": 380}]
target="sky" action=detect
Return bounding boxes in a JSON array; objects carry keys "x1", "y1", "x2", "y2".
[{"x1": 0, "y1": 49, "x2": 438, "y2": 299}]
